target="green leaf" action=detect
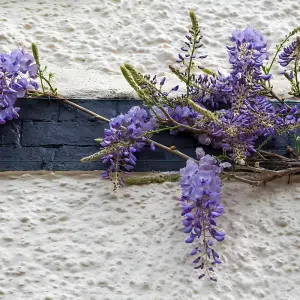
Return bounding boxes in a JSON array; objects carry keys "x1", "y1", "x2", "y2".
[
  {"x1": 94, "y1": 138, "x2": 103, "y2": 143},
  {"x1": 201, "y1": 67, "x2": 216, "y2": 76}
]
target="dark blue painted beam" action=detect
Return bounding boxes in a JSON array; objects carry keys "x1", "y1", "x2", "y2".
[{"x1": 0, "y1": 98, "x2": 299, "y2": 171}]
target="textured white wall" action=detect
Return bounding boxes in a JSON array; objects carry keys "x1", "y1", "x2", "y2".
[
  {"x1": 1, "y1": 0, "x2": 299, "y2": 97},
  {"x1": 0, "y1": 173, "x2": 300, "y2": 300}
]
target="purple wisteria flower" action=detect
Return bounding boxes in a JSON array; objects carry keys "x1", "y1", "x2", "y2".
[
  {"x1": 150, "y1": 104, "x2": 200, "y2": 134},
  {"x1": 191, "y1": 26, "x2": 291, "y2": 162},
  {"x1": 190, "y1": 26, "x2": 271, "y2": 109},
  {"x1": 0, "y1": 49, "x2": 38, "y2": 124},
  {"x1": 100, "y1": 106, "x2": 157, "y2": 184},
  {"x1": 226, "y1": 26, "x2": 270, "y2": 102},
  {"x1": 230, "y1": 26, "x2": 269, "y2": 61},
  {"x1": 155, "y1": 26, "x2": 300, "y2": 163},
  {"x1": 278, "y1": 41, "x2": 297, "y2": 67},
  {"x1": 277, "y1": 38, "x2": 300, "y2": 96},
  {"x1": 180, "y1": 149, "x2": 227, "y2": 281}
]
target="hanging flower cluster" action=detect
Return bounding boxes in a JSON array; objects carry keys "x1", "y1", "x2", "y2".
[
  {"x1": 180, "y1": 149, "x2": 230, "y2": 281},
  {"x1": 0, "y1": 49, "x2": 38, "y2": 124},
  {"x1": 278, "y1": 36, "x2": 300, "y2": 97},
  {"x1": 88, "y1": 106, "x2": 157, "y2": 188}
]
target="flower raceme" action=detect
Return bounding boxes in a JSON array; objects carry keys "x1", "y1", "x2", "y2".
[
  {"x1": 0, "y1": 49, "x2": 38, "y2": 124},
  {"x1": 220, "y1": 26, "x2": 271, "y2": 112},
  {"x1": 99, "y1": 106, "x2": 157, "y2": 186},
  {"x1": 278, "y1": 41, "x2": 297, "y2": 67},
  {"x1": 278, "y1": 37, "x2": 300, "y2": 97},
  {"x1": 179, "y1": 149, "x2": 229, "y2": 281}
]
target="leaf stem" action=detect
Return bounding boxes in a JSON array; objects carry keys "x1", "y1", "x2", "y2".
[
  {"x1": 293, "y1": 58, "x2": 300, "y2": 97},
  {"x1": 41, "y1": 75, "x2": 57, "y2": 95}
]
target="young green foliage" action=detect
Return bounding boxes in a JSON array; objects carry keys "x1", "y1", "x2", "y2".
[{"x1": 31, "y1": 43, "x2": 57, "y2": 95}]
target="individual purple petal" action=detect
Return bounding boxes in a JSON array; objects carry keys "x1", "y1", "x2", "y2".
[
  {"x1": 183, "y1": 225, "x2": 193, "y2": 233},
  {"x1": 190, "y1": 248, "x2": 198, "y2": 256},
  {"x1": 150, "y1": 142, "x2": 155, "y2": 151},
  {"x1": 220, "y1": 162, "x2": 231, "y2": 169},
  {"x1": 260, "y1": 74, "x2": 272, "y2": 80},
  {"x1": 195, "y1": 147, "x2": 205, "y2": 159},
  {"x1": 185, "y1": 235, "x2": 195, "y2": 243},
  {"x1": 28, "y1": 64, "x2": 39, "y2": 77}
]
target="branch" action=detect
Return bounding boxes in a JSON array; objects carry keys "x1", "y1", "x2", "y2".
[
  {"x1": 254, "y1": 167, "x2": 300, "y2": 186},
  {"x1": 258, "y1": 150, "x2": 293, "y2": 161},
  {"x1": 124, "y1": 173, "x2": 180, "y2": 185}
]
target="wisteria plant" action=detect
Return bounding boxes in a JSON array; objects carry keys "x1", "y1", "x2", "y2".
[
  {"x1": 80, "y1": 11, "x2": 300, "y2": 281},
  {"x1": 1, "y1": 11, "x2": 300, "y2": 282}
]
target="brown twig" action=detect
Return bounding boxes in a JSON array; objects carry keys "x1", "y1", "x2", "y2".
[
  {"x1": 257, "y1": 151, "x2": 267, "y2": 160},
  {"x1": 258, "y1": 150, "x2": 292, "y2": 161},
  {"x1": 226, "y1": 174, "x2": 259, "y2": 185},
  {"x1": 268, "y1": 89, "x2": 286, "y2": 103},
  {"x1": 254, "y1": 167, "x2": 300, "y2": 186},
  {"x1": 224, "y1": 165, "x2": 300, "y2": 186},
  {"x1": 286, "y1": 145, "x2": 300, "y2": 159},
  {"x1": 252, "y1": 160, "x2": 300, "y2": 167},
  {"x1": 234, "y1": 165, "x2": 269, "y2": 173}
]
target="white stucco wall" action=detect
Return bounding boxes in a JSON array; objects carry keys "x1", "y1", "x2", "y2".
[{"x1": 1, "y1": 0, "x2": 298, "y2": 97}]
